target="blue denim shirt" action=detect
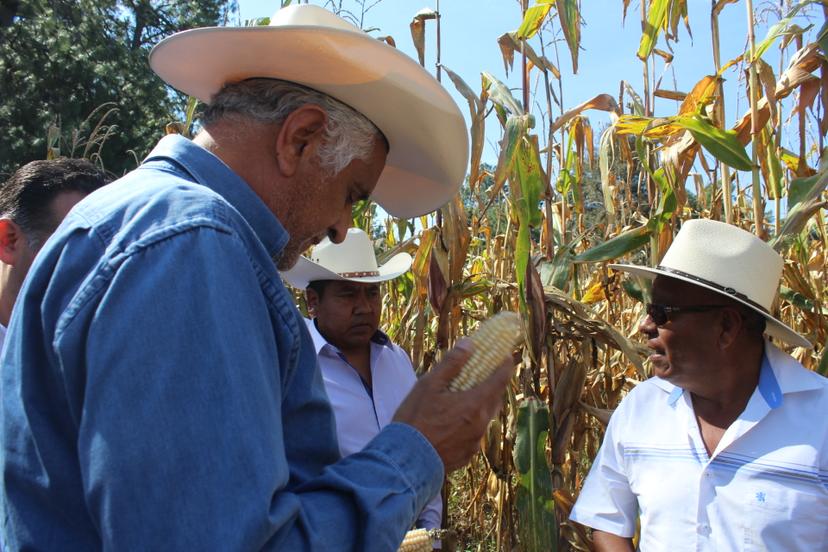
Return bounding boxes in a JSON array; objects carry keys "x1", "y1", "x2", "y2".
[{"x1": 0, "y1": 135, "x2": 443, "y2": 551}]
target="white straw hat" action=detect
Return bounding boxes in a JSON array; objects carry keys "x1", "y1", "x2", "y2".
[
  {"x1": 281, "y1": 228, "x2": 412, "y2": 290},
  {"x1": 149, "y1": 4, "x2": 468, "y2": 219},
  {"x1": 610, "y1": 219, "x2": 812, "y2": 348}
]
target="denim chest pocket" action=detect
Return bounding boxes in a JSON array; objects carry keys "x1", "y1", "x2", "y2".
[{"x1": 741, "y1": 487, "x2": 828, "y2": 551}]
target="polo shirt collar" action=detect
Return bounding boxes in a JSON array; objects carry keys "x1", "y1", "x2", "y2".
[
  {"x1": 655, "y1": 340, "x2": 820, "y2": 409},
  {"x1": 142, "y1": 134, "x2": 289, "y2": 260}
]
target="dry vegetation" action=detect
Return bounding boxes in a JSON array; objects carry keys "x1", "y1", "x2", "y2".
[{"x1": 366, "y1": 1, "x2": 828, "y2": 550}]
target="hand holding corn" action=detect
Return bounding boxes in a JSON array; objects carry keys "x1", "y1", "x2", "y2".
[{"x1": 392, "y1": 312, "x2": 520, "y2": 472}]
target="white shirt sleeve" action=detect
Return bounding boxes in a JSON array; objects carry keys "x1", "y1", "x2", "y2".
[{"x1": 569, "y1": 403, "x2": 638, "y2": 538}]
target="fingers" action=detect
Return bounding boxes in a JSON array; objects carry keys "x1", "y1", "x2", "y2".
[
  {"x1": 471, "y1": 357, "x2": 515, "y2": 396},
  {"x1": 423, "y1": 339, "x2": 473, "y2": 387},
  {"x1": 456, "y1": 357, "x2": 514, "y2": 419}
]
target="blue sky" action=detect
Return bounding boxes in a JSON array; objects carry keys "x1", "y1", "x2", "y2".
[{"x1": 236, "y1": 1, "x2": 821, "y2": 168}]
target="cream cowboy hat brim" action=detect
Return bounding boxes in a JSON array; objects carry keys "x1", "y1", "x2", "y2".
[
  {"x1": 148, "y1": 5, "x2": 468, "y2": 219},
  {"x1": 609, "y1": 263, "x2": 812, "y2": 349},
  {"x1": 283, "y1": 251, "x2": 412, "y2": 290}
]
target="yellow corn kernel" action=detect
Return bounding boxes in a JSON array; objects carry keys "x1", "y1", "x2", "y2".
[
  {"x1": 397, "y1": 528, "x2": 432, "y2": 552},
  {"x1": 448, "y1": 311, "x2": 523, "y2": 392}
]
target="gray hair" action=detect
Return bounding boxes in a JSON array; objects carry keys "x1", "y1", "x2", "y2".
[{"x1": 201, "y1": 79, "x2": 384, "y2": 174}]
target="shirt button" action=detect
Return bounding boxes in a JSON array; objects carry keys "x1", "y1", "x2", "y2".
[{"x1": 698, "y1": 524, "x2": 711, "y2": 536}]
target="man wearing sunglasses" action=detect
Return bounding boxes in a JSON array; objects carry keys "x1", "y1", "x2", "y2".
[{"x1": 570, "y1": 219, "x2": 827, "y2": 551}]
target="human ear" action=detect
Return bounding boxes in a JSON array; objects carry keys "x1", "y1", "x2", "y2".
[
  {"x1": 274, "y1": 105, "x2": 328, "y2": 177},
  {"x1": 0, "y1": 219, "x2": 23, "y2": 266},
  {"x1": 717, "y1": 307, "x2": 742, "y2": 349},
  {"x1": 305, "y1": 288, "x2": 320, "y2": 317}
]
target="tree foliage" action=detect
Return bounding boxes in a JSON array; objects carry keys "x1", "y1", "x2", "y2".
[{"x1": 0, "y1": 0, "x2": 236, "y2": 177}]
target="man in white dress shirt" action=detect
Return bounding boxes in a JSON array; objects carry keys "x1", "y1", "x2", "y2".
[
  {"x1": 282, "y1": 227, "x2": 443, "y2": 534},
  {"x1": 570, "y1": 219, "x2": 827, "y2": 551}
]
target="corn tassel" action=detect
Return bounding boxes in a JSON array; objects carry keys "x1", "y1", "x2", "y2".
[
  {"x1": 448, "y1": 311, "x2": 523, "y2": 392},
  {"x1": 397, "y1": 528, "x2": 432, "y2": 552}
]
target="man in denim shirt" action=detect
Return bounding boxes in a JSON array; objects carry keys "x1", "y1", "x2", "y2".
[{"x1": 0, "y1": 6, "x2": 513, "y2": 551}]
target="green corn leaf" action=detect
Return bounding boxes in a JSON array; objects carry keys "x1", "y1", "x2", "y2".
[
  {"x1": 482, "y1": 71, "x2": 524, "y2": 116},
  {"x1": 637, "y1": 0, "x2": 669, "y2": 61},
  {"x1": 779, "y1": 286, "x2": 816, "y2": 312},
  {"x1": 557, "y1": 0, "x2": 580, "y2": 73},
  {"x1": 574, "y1": 225, "x2": 652, "y2": 263},
  {"x1": 818, "y1": 18, "x2": 828, "y2": 55},
  {"x1": 771, "y1": 169, "x2": 828, "y2": 252},
  {"x1": 514, "y1": 398, "x2": 557, "y2": 552},
  {"x1": 516, "y1": 3, "x2": 555, "y2": 40},
  {"x1": 753, "y1": 0, "x2": 819, "y2": 61},
  {"x1": 538, "y1": 247, "x2": 574, "y2": 292},
  {"x1": 817, "y1": 340, "x2": 828, "y2": 376},
  {"x1": 492, "y1": 114, "x2": 531, "y2": 200},
  {"x1": 675, "y1": 114, "x2": 753, "y2": 171},
  {"x1": 788, "y1": 173, "x2": 819, "y2": 209},
  {"x1": 621, "y1": 278, "x2": 646, "y2": 304}
]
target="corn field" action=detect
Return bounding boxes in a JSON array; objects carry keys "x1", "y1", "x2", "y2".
[
  {"x1": 351, "y1": 1, "x2": 828, "y2": 550},
  {"x1": 41, "y1": 0, "x2": 828, "y2": 550}
]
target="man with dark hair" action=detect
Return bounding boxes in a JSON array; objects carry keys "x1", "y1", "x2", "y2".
[
  {"x1": 570, "y1": 219, "x2": 827, "y2": 551},
  {"x1": 283, "y1": 228, "x2": 444, "y2": 537},
  {"x1": 0, "y1": 158, "x2": 108, "y2": 346},
  {"x1": 1, "y1": 5, "x2": 513, "y2": 551}
]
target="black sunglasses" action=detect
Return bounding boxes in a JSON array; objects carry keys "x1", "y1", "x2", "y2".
[{"x1": 645, "y1": 303, "x2": 731, "y2": 326}]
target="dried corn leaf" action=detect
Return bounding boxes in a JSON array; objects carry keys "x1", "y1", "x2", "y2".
[
  {"x1": 712, "y1": 0, "x2": 738, "y2": 17},
  {"x1": 599, "y1": 126, "x2": 618, "y2": 216},
  {"x1": 442, "y1": 65, "x2": 486, "y2": 189},
  {"x1": 734, "y1": 43, "x2": 821, "y2": 145},
  {"x1": 409, "y1": 17, "x2": 425, "y2": 66},
  {"x1": 497, "y1": 32, "x2": 561, "y2": 79},
  {"x1": 654, "y1": 89, "x2": 686, "y2": 101},
  {"x1": 544, "y1": 287, "x2": 646, "y2": 372},
  {"x1": 578, "y1": 401, "x2": 614, "y2": 426},
  {"x1": 755, "y1": 59, "x2": 778, "y2": 123},
  {"x1": 427, "y1": 243, "x2": 449, "y2": 314},
  {"x1": 551, "y1": 94, "x2": 619, "y2": 134},
  {"x1": 679, "y1": 75, "x2": 720, "y2": 115}
]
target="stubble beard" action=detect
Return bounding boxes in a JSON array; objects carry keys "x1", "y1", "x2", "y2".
[{"x1": 276, "y1": 244, "x2": 302, "y2": 271}]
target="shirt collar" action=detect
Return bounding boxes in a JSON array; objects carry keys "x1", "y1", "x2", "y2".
[
  {"x1": 142, "y1": 134, "x2": 289, "y2": 260},
  {"x1": 304, "y1": 317, "x2": 390, "y2": 355},
  {"x1": 762, "y1": 339, "x2": 824, "y2": 395},
  {"x1": 657, "y1": 339, "x2": 821, "y2": 409}
]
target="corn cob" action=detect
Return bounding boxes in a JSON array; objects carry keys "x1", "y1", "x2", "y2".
[
  {"x1": 448, "y1": 311, "x2": 523, "y2": 392},
  {"x1": 397, "y1": 528, "x2": 432, "y2": 552}
]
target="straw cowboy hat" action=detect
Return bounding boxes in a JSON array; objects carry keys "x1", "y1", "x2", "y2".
[
  {"x1": 282, "y1": 228, "x2": 412, "y2": 290},
  {"x1": 610, "y1": 219, "x2": 812, "y2": 349},
  {"x1": 149, "y1": 4, "x2": 468, "y2": 219}
]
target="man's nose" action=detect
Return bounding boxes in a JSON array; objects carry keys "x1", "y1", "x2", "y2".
[
  {"x1": 354, "y1": 291, "x2": 374, "y2": 313},
  {"x1": 639, "y1": 312, "x2": 657, "y2": 337},
  {"x1": 327, "y1": 210, "x2": 351, "y2": 244}
]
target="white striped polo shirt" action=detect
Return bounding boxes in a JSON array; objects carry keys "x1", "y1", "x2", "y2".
[{"x1": 570, "y1": 341, "x2": 828, "y2": 551}]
